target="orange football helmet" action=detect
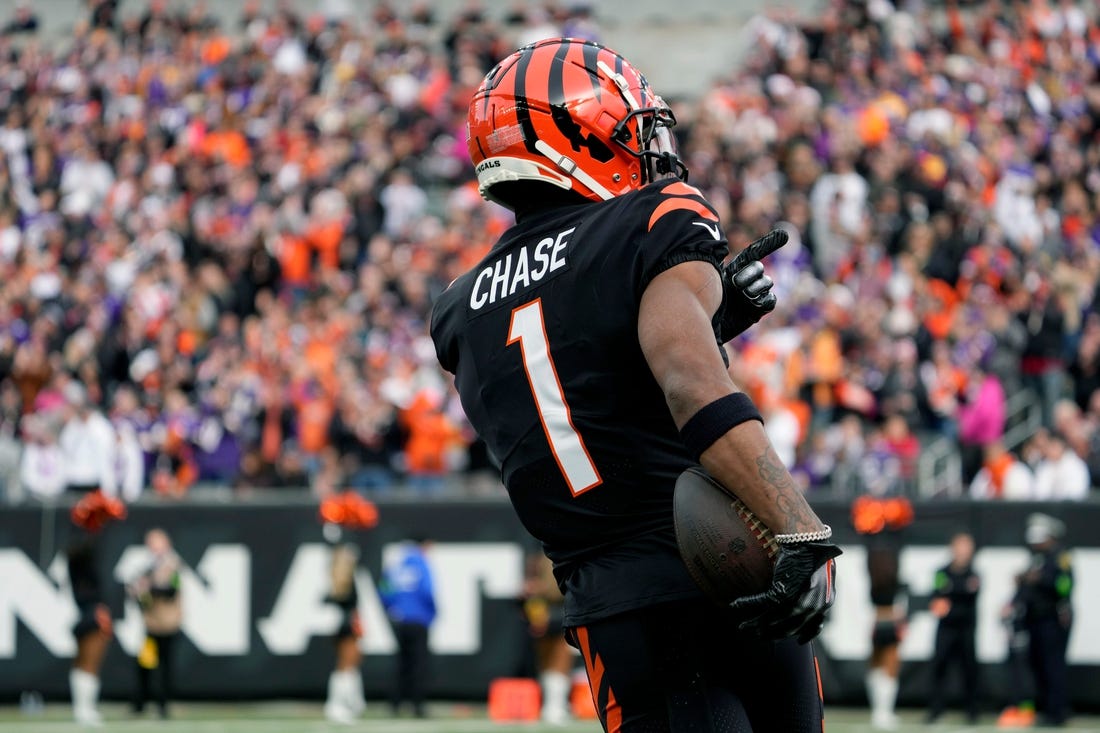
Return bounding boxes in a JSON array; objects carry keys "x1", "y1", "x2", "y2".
[
  {"x1": 319, "y1": 490, "x2": 380, "y2": 530},
  {"x1": 468, "y1": 38, "x2": 686, "y2": 209},
  {"x1": 71, "y1": 490, "x2": 127, "y2": 532}
]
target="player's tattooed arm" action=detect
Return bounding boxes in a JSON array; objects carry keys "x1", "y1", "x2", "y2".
[
  {"x1": 756, "y1": 446, "x2": 823, "y2": 535},
  {"x1": 755, "y1": 446, "x2": 794, "y2": 491},
  {"x1": 638, "y1": 260, "x2": 827, "y2": 536}
]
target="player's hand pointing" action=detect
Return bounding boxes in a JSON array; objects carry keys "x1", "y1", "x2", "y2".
[{"x1": 716, "y1": 229, "x2": 787, "y2": 342}]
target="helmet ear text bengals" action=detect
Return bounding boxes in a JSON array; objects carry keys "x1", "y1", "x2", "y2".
[{"x1": 469, "y1": 227, "x2": 575, "y2": 310}]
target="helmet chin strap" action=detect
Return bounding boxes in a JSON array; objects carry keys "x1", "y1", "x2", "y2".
[
  {"x1": 597, "y1": 60, "x2": 642, "y2": 112},
  {"x1": 534, "y1": 139, "x2": 615, "y2": 201}
]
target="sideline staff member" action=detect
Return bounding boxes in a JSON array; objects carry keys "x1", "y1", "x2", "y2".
[
  {"x1": 1020, "y1": 513, "x2": 1073, "y2": 727},
  {"x1": 380, "y1": 538, "x2": 437, "y2": 718},
  {"x1": 926, "y1": 532, "x2": 981, "y2": 723}
]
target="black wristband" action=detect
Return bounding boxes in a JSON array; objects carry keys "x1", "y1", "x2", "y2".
[{"x1": 679, "y1": 393, "x2": 763, "y2": 461}]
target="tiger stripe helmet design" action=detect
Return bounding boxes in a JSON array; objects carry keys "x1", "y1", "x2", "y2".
[{"x1": 468, "y1": 38, "x2": 687, "y2": 209}]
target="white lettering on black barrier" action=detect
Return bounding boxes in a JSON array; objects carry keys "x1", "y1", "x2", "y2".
[
  {"x1": 1, "y1": 545, "x2": 1098, "y2": 663},
  {"x1": 258, "y1": 544, "x2": 396, "y2": 655}
]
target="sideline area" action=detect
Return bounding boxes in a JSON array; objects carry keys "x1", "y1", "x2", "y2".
[{"x1": 1, "y1": 703, "x2": 1099, "y2": 733}]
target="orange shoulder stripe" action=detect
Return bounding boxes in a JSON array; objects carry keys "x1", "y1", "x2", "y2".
[
  {"x1": 648, "y1": 197, "x2": 718, "y2": 231},
  {"x1": 662, "y1": 181, "x2": 705, "y2": 198}
]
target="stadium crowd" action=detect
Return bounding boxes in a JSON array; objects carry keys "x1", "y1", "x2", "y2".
[{"x1": 0, "y1": 0, "x2": 1099, "y2": 502}]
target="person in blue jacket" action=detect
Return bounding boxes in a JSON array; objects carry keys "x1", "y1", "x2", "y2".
[{"x1": 379, "y1": 537, "x2": 436, "y2": 718}]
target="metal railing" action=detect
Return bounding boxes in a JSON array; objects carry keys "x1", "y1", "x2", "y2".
[
  {"x1": 913, "y1": 387, "x2": 1042, "y2": 498},
  {"x1": 916, "y1": 433, "x2": 963, "y2": 499},
  {"x1": 1001, "y1": 387, "x2": 1043, "y2": 453}
]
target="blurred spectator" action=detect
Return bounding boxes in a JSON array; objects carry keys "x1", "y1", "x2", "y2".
[
  {"x1": 379, "y1": 169, "x2": 428, "y2": 239},
  {"x1": 919, "y1": 340, "x2": 965, "y2": 437},
  {"x1": 762, "y1": 392, "x2": 803, "y2": 469},
  {"x1": 0, "y1": 382, "x2": 25, "y2": 501},
  {"x1": 795, "y1": 413, "x2": 865, "y2": 493},
  {"x1": 2, "y1": 0, "x2": 1100, "y2": 500},
  {"x1": 1078, "y1": 392, "x2": 1100, "y2": 482},
  {"x1": 882, "y1": 414, "x2": 920, "y2": 487},
  {"x1": 0, "y1": 0, "x2": 508, "y2": 500},
  {"x1": 58, "y1": 383, "x2": 117, "y2": 496},
  {"x1": 876, "y1": 339, "x2": 925, "y2": 431},
  {"x1": 329, "y1": 397, "x2": 401, "y2": 493},
  {"x1": 18, "y1": 413, "x2": 65, "y2": 501},
  {"x1": 858, "y1": 426, "x2": 907, "y2": 498},
  {"x1": 1033, "y1": 431, "x2": 1090, "y2": 500},
  {"x1": 809, "y1": 153, "x2": 869, "y2": 277},
  {"x1": 1070, "y1": 313, "x2": 1100, "y2": 409},
  {"x1": 969, "y1": 441, "x2": 1035, "y2": 500},
  {"x1": 149, "y1": 389, "x2": 198, "y2": 498},
  {"x1": 1051, "y1": 399, "x2": 1092, "y2": 469},
  {"x1": 1019, "y1": 292, "x2": 1070, "y2": 430},
  {"x1": 956, "y1": 367, "x2": 1007, "y2": 484},
  {"x1": 1, "y1": 2, "x2": 37, "y2": 36},
  {"x1": 400, "y1": 391, "x2": 465, "y2": 494},
  {"x1": 109, "y1": 386, "x2": 148, "y2": 502}
]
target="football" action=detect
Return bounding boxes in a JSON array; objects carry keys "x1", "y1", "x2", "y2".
[{"x1": 673, "y1": 467, "x2": 779, "y2": 604}]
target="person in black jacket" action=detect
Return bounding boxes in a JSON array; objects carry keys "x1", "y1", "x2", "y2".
[
  {"x1": 1020, "y1": 513, "x2": 1074, "y2": 727},
  {"x1": 1020, "y1": 292, "x2": 1069, "y2": 429},
  {"x1": 926, "y1": 532, "x2": 981, "y2": 723}
]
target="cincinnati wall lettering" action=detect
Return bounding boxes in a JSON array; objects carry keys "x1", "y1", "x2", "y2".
[{"x1": 0, "y1": 500, "x2": 1097, "y2": 706}]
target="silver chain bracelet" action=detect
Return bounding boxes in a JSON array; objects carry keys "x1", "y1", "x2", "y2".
[{"x1": 773, "y1": 525, "x2": 833, "y2": 545}]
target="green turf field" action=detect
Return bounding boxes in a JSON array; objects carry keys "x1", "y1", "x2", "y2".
[{"x1": 2, "y1": 703, "x2": 1099, "y2": 732}]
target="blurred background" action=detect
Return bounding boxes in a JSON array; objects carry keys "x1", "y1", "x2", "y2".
[{"x1": 1, "y1": 0, "x2": 1099, "y2": 728}]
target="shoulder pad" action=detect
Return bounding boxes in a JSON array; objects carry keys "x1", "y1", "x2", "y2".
[{"x1": 632, "y1": 180, "x2": 721, "y2": 235}]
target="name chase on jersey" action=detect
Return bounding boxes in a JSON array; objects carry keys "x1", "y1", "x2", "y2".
[{"x1": 469, "y1": 227, "x2": 575, "y2": 310}]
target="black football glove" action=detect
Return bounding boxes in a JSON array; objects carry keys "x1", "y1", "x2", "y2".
[
  {"x1": 729, "y1": 540, "x2": 841, "y2": 644},
  {"x1": 716, "y1": 229, "x2": 788, "y2": 342}
]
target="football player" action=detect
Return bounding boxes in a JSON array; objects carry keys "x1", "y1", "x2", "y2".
[
  {"x1": 317, "y1": 493, "x2": 378, "y2": 723},
  {"x1": 432, "y1": 38, "x2": 839, "y2": 731},
  {"x1": 67, "y1": 491, "x2": 126, "y2": 726},
  {"x1": 323, "y1": 542, "x2": 367, "y2": 724}
]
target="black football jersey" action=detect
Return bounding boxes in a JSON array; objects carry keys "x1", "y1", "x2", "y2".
[{"x1": 431, "y1": 179, "x2": 729, "y2": 624}]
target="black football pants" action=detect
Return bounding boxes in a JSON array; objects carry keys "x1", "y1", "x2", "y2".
[
  {"x1": 133, "y1": 633, "x2": 176, "y2": 716},
  {"x1": 927, "y1": 623, "x2": 979, "y2": 719},
  {"x1": 1028, "y1": 617, "x2": 1070, "y2": 725},
  {"x1": 568, "y1": 599, "x2": 825, "y2": 732},
  {"x1": 391, "y1": 622, "x2": 430, "y2": 715}
]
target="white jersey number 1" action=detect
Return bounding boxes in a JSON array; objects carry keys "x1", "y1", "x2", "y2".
[{"x1": 507, "y1": 298, "x2": 602, "y2": 495}]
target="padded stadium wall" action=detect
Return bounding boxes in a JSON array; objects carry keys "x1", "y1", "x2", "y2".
[{"x1": 0, "y1": 497, "x2": 1097, "y2": 709}]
